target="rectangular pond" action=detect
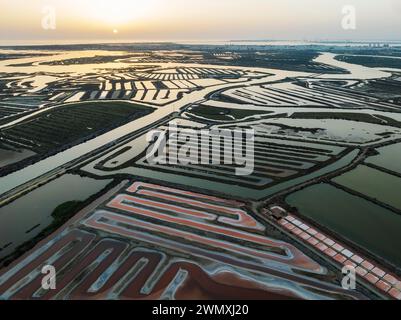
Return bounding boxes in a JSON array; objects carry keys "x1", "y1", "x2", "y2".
[
  {"x1": 0, "y1": 174, "x2": 112, "y2": 260},
  {"x1": 366, "y1": 142, "x2": 401, "y2": 175},
  {"x1": 286, "y1": 183, "x2": 401, "y2": 267},
  {"x1": 333, "y1": 165, "x2": 401, "y2": 211}
]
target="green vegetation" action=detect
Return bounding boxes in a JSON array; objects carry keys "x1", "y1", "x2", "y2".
[
  {"x1": 0, "y1": 53, "x2": 49, "y2": 61},
  {"x1": 349, "y1": 78, "x2": 401, "y2": 102},
  {"x1": 330, "y1": 48, "x2": 401, "y2": 58},
  {"x1": 291, "y1": 112, "x2": 401, "y2": 128},
  {"x1": 51, "y1": 201, "x2": 82, "y2": 224},
  {"x1": 226, "y1": 49, "x2": 347, "y2": 73},
  {"x1": 336, "y1": 55, "x2": 401, "y2": 69},
  {"x1": 0, "y1": 101, "x2": 154, "y2": 157},
  {"x1": 0, "y1": 200, "x2": 82, "y2": 267},
  {"x1": 40, "y1": 54, "x2": 135, "y2": 65},
  {"x1": 186, "y1": 105, "x2": 273, "y2": 122}
]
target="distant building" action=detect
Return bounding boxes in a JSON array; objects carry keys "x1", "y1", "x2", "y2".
[{"x1": 268, "y1": 205, "x2": 287, "y2": 220}]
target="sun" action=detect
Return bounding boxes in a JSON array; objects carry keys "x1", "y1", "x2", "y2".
[{"x1": 89, "y1": 0, "x2": 152, "y2": 26}]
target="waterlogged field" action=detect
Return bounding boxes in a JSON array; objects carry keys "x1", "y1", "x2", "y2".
[
  {"x1": 81, "y1": 117, "x2": 357, "y2": 200},
  {"x1": 0, "y1": 181, "x2": 363, "y2": 300},
  {"x1": 1, "y1": 45, "x2": 401, "y2": 300},
  {"x1": 365, "y1": 142, "x2": 401, "y2": 175},
  {"x1": 0, "y1": 174, "x2": 112, "y2": 263},
  {"x1": 0, "y1": 101, "x2": 154, "y2": 173},
  {"x1": 286, "y1": 183, "x2": 401, "y2": 267},
  {"x1": 333, "y1": 165, "x2": 401, "y2": 211}
]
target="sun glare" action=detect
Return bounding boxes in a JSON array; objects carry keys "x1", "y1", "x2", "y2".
[{"x1": 89, "y1": 0, "x2": 152, "y2": 27}]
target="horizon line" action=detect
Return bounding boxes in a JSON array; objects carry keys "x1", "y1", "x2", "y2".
[{"x1": 1, "y1": 38, "x2": 401, "y2": 48}]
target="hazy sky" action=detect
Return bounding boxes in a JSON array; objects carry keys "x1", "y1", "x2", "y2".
[{"x1": 1, "y1": 0, "x2": 401, "y2": 43}]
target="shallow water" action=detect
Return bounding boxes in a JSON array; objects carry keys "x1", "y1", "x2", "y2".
[
  {"x1": 0, "y1": 174, "x2": 112, "y2": 259},
  {"x1": 83, "y1": 148, "x2": 358, "y2": 200},
  {"x1": 365, "y1": 142, "x2": 401, "y2": 175},
  {"x1": 333, "y1": 165, "x2": 401, "y2": 210},
  {"x1": 0, "y1": 148, "x2": 36, "y2": 168},
  {"x1": 286, "y1": 183, "x2": 401, "y2": 267},
  {"x1": 0, "y1": 68, "x2": 295, "y2": 195},
  {"x1": 314, "y1": 52, "x2": 391, "y2": 80}
]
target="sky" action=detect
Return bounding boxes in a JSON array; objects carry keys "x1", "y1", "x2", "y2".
[{"x1": 1, "y1": 0, "x2": 401, "y2": 44}]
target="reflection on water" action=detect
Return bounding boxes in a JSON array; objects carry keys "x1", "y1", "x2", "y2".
[
  {"x1": 0, "y1": 50, "x2": 131, "y2": 75},
  {"x1": 366, "y1": 142, "x2": 401, "y2": 175},
  {"x1": 83, "y1": 149, "x2": 358, "y2": 201},
  {"x1": 0, "y1": 174, "x2": 112, "y2": 260},
  {"x1": 287, "y1": 183, "x2": 401, "y2": 267},
  {"x1": 0, "y1": 64, "x2": 294, "y2": 195},
  {"x1": 333, "y1": 165, "x2": 401, "y2": 210},
  {"x1": 0, "y1": 148, "x2": 36, "y2": 168},
  {"x1": 314, "y1": 52, "x2": 391, "y2": 80}
]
